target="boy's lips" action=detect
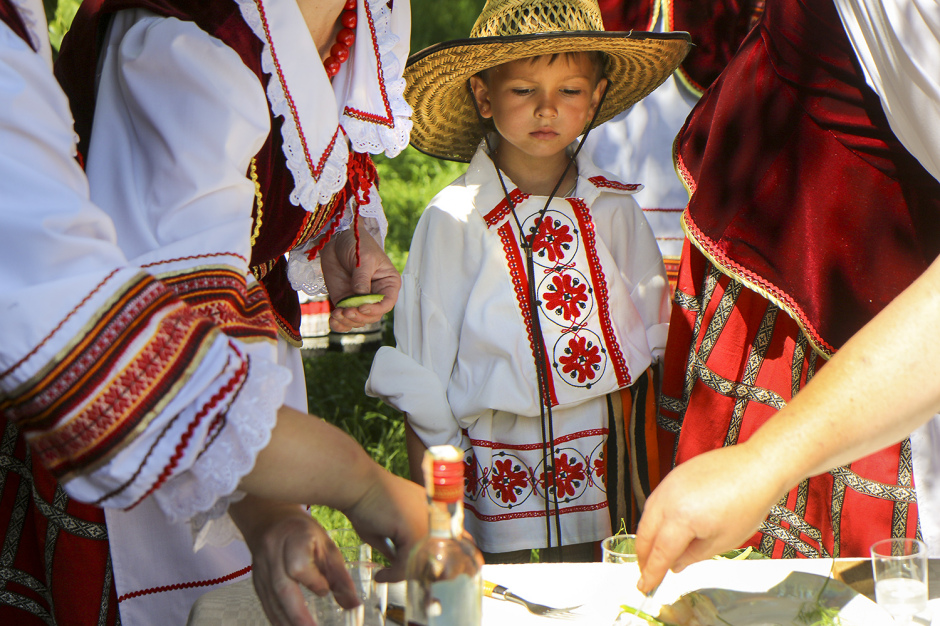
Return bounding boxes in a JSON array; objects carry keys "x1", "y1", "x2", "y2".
[{"x1": 530, "y1": 128, "x2": 559, "y2": 139}]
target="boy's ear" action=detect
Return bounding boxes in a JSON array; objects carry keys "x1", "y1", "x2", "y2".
[
  {"x1": 589, "y1": 77, "x2": 609, "y2": 117},
  {"x1": 469, "y1": 75, "x2": 493, "y2": 119}
]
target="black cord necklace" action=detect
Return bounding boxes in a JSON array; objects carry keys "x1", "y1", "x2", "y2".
[{"x1": 475, "y1": 81, "x2": 610, "y2": 561}]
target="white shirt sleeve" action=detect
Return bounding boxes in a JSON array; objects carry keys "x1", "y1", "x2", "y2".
[
  {"x1": 834, "y1": 0, "x2": 940, "y2": 181},
  {"x1": 593, "y1": 192, "x2": 672, "y2": 361},
  {"x1": 0, "y1": 14, "x2": 291, "y2": 530},
  {"x1": 86, "y1": 10, "x2": 270, "y2": 267},
  {"x1": 365, "y1": 193, "x2": 466, "y2": 448}
]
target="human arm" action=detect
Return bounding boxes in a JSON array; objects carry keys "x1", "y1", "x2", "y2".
[
  {"x1": 364, "y1": 199, "x2": 470, "y2": 449},
  {"x1": 596, "y1": 188, "x2": 671, "y2": 358},
  {"x1": 239, "y1": 406, "x2": 427, "y2": 581},
  {"x1": 635, "y1": 252, "x2": 940, "y2": 592}
]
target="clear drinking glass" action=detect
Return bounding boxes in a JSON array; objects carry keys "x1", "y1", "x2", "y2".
[
  {"x1": 870, "y1": 538, "x2": 928, "y2": 623},
  {"x1": 309, "y1": 561, "x2": 387, "y2": 626},
  {"x1": 329, "y1": 527, "x2": 373, "y2": 563},
  {"x1": 602, "y1": 534, "x2": 638, "y2": 564}
]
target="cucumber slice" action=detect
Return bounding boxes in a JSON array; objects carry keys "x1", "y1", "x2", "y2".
[{"x1": 335, "y1": 294, "x2": 385, "y2": 308}]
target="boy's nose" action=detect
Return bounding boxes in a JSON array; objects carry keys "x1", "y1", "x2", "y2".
[{"x1": 536, "y1": 98, "x2": 559, "y2": 118}]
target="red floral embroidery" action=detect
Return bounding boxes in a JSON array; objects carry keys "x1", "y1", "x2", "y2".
[
  {"x1": 543, "y1": 274, "x2": 588, "y2": 321},
  {"x1": 593, "y1": 444, "x2": 607, "y2": 487},
  {"x1": 559, "y1": 335, "x2": 602, "y2": 383},
  {"x1": 540, "y1": 453, "x2": 586, "y2": 499},
  {"x1": 464, "y1": 452, "x2": 479, "y2": 496},
  {"x1": 490, "y1": 458, "x2": 529, "y2": 504},
  {"x1": 530, "y1": 217, "x2": 572, "y2": 263}
]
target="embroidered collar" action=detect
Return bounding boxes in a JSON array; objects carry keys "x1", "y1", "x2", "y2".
[
  {"x1": 235, "y1": 0, "x2": 412, "y2": 211},
  {"x1": 463, "y1": 139, "x2": 643, "y2": 230},
  {"x1": 10, "y1": 0, "x2": 51, "y2": 63}
]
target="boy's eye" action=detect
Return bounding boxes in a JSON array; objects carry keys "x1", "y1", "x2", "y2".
[
  {"x1": 562, "y1": 88, "x2": 583, "y2": 96},
  {"x1": 511, "y1": 88, "x2": 533, "y2": 95}
]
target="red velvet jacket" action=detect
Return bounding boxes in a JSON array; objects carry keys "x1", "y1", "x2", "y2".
[{"x1": 677, "y1": 0, "x2": 940, "y2": 356}]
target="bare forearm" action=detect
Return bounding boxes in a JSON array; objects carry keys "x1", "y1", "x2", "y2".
[
  {"x1": 744, "y1": 256, "x2": 940, "y2": 485},
  {"x1": 239, "y1": 406, "x2": 383, "y2": 511}
]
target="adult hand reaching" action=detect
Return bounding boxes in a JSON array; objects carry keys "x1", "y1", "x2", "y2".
[
  {"x1": 320, "y1": 225, "x2": 401, "y2": 333},
  {"x1": 342, "y1": 470, "x2": 428, "y2": 582},
  {"x1": 230, "y1": 498, "x2": 359, "y2": 626},
  {"x1": 635, "y1": 442, "x2": 789, "y2": 594}
]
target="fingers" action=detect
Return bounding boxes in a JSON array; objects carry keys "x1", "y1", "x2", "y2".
[{"x1": 636, "y1": 520, "x2": 697, "y2": 593}]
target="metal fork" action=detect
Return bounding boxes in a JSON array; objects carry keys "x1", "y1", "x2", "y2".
[{"x1": 484, "y1": 580, "x2": 582, "y2": 619}]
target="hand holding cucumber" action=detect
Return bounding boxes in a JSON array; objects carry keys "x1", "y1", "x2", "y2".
[{"x1": 319, "y1": 226, "x2": 400, "y2": 333}]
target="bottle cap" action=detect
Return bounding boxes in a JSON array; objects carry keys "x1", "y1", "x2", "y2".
[{"x1": 424, "y1": 445, "x2": 464, "y2": 503}]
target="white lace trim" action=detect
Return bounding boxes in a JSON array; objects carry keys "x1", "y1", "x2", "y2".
[
  {"x1": 153, "y1": 353, "x2": 290, "y2": 525},
  {"x1": 235, "y1": 0, "x2": 410, "y2": 213},
  {"x1": 191, "y1": 491, "x2": 247, "y2": 551},
  {"x1": 342, "y1": 0, "x2": 412, "y2": 158},
  {"x1": 287, "y1": 248, "x2": 328, "y2": 296}
]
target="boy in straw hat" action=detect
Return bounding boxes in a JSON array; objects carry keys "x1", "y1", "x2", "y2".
[{"x1": 367, "y1": 0, "x2": 689, "y2": 562}]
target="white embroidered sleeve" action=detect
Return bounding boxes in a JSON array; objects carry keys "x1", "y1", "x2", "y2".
[{"x1": 57, "y1": 11, "x2": 293, "y2": 521}]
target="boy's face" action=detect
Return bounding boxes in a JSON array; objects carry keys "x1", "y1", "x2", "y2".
[{"x1": 469, "y1": 53, "x2": 607, "y2": 163}]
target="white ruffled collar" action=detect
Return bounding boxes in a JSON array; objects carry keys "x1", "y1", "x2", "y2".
[
  {"x1": 235, "y1": 0, "x2": 412, "y2": 211},
  {"x1": 9, "y1": 0, "x2": 52, "y2": 64}
]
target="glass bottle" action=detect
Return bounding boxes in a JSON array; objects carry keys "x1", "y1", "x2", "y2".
[{"x1": 405, "y1": 445, "x2": 483, "y2": 626}]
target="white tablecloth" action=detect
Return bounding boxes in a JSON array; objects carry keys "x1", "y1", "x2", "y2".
[{"x1": 187, "y1": 559, "x2": 928, "y2": 625}]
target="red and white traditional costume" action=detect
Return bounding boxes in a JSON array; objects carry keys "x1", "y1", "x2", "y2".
[
  {"x1": 366, "y1": 142, "x2": 669, "y2": 553},
  {"x1": 584, "y1": 0, "x2": 764, "y2": 286},
  {"x1": 660, "y1": 0, "x2": 940, "y2": 559},
  {"x1": 0, "y1": 0, "x2": 411, "y2": 623}
]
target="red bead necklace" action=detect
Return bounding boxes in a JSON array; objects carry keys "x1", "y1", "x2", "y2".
[{"x1": 324, "y1": 0, "x2": 357, "y2": 78}]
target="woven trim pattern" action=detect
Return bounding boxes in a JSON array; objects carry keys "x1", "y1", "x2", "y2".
[{"x1": 471, "y1": 0, "x2": 605, "y2": 36}]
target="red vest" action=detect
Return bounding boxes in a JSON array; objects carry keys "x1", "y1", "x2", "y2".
[
  {"x1": 677, "y1": 0, "x2": 940, "y2": 356},
  {"x1": 56, "y1": 0, "x2": 349, "y2": 343}
]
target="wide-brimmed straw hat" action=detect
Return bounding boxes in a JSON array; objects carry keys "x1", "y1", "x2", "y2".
[{"x1": 405, "y1": 0, "x2": 692, "y2": 162}]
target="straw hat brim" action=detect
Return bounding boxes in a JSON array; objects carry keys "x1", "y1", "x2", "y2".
[{"x1": 405, "y1": 31, "x2": 692, "y2": 163}]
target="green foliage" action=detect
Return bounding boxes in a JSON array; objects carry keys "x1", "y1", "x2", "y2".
[
  {"x1": 410, "y1": 0, "x2": 486, "y2": 53},
  {"x1": 303, "y1": 346, "x2": 408, "y2": 479},
  {"x1": 375, "y1": 147, "x2": 467, "y2": 271},
  {"x1": 48, "y1": 0, "x2": 79, "y2": 52}
]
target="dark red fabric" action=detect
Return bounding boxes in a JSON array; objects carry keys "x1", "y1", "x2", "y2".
[
  {"x1": 676, "y1": 0, "x2": 940, "y2": 356},
  {"x1": 0, "y1": 0, "x2": 33, "y2": 48},
  {"x1": 0, "y1": 422, "x2": 118, "y2": 624},
  {"x1": 667, "y1": 0, "x2": 764, "y2": 92},
  {"x1": 55, "y1": 0, "x2": 335, "y2": 340},
  {"x1": 597, "y1": 0, "x2": 656, "y2": 31}
]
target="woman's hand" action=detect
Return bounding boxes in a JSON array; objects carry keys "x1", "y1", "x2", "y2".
[
  {"x1": 230, "y1": 498, "x2": 359, "y2": 626},
  {"x1": 342, "y1": 471, "x2": 428, "y2": 582},
  {"x1": 634, "y1": 443, "x2": 788, "y2": 593},
  {"x1": 320, "y1": 226, "x2": 401, "y2": 332}
]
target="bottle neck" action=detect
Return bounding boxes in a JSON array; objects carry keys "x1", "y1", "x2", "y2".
[{"x1": 428, "y1": 498, "x2": 464, "y2": 539}]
